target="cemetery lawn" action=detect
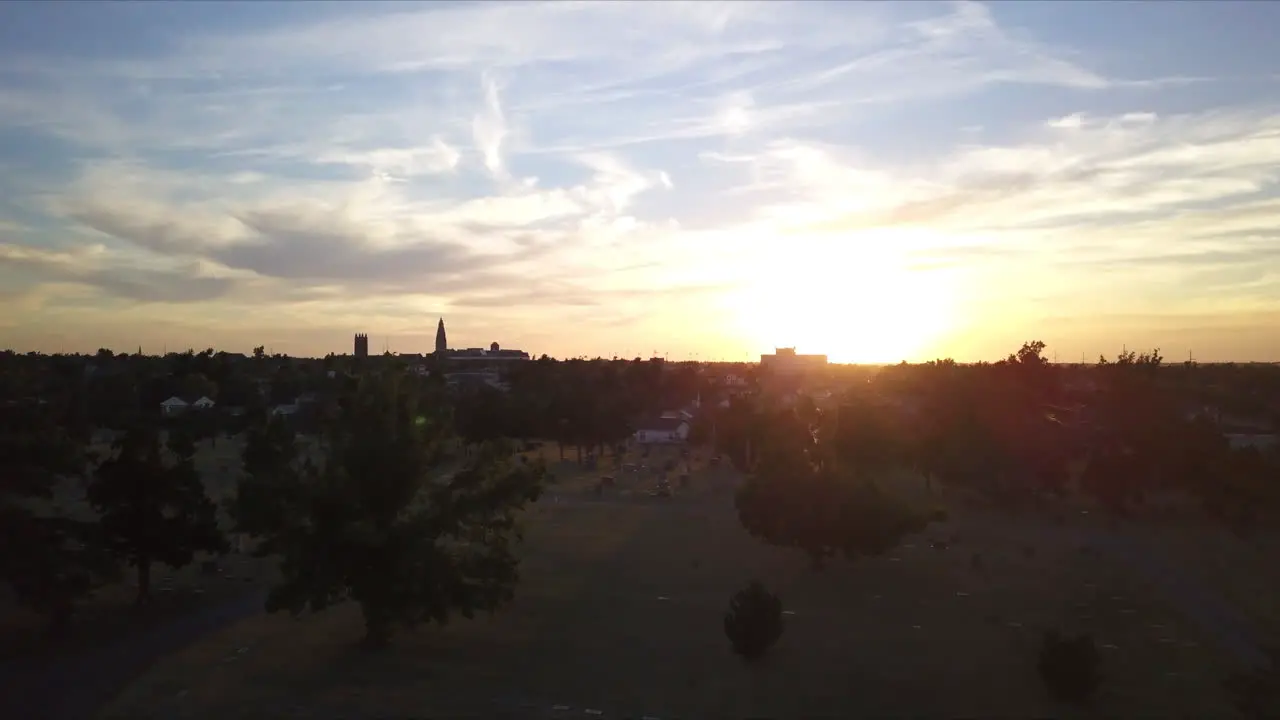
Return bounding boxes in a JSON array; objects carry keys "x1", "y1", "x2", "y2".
[{"x1": 98, "y1": 463, "x2": 1248, "y2": 720}]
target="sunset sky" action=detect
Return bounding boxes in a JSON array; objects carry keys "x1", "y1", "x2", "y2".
[{"x1": 2, "y1": 1, "x2": 1279, "y2": 363}]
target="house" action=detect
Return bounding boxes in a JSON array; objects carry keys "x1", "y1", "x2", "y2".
[
  {"x1": 271, "y1": 403, "x2": 299, "y2": 417},
  {"x1": 160, "y1": 396, "x2": 189, "y2": 417},
  {"x1": 1227, "y1": 433, "x2": 1279, "y2": 452},
  {"x1": 192, "y1": 396, "x2": 216, "y2": 410},
  {"x1": 633, "y1": 416, "x2": 690, "y2": 444}
]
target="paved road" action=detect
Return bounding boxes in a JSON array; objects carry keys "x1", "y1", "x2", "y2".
[{"x1": 0, "y1": 590, "x2": 267, "y2": 720}]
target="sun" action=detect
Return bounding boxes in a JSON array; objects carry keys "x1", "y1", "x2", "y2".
[{"x1": 729, "y1": 236, "x2": 959, "y2": 364}]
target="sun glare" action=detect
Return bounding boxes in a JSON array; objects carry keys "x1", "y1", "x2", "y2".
[{"x1": 731, "y1": 236, "x2": 958, "y2": 364}]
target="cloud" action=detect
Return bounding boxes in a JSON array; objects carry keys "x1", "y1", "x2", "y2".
[
  {"x1": 0, "y1": 242, "x2": 235, "y2": 303},
  {"x1": 776, "y1": 0, "x2": 1110, "y2": 102},
  {"x1": 449, "y1": 279, "x2": 735, "y2": 309},
  {"x1": 314, "y1": 138, "x2": 462, "y2": 179},
  {"x1": 782, "y1": 107, "x2": 1280, "y2": 243},
  {"x1": 473, "y1": 74, "x2": 509, "y2": 180}
]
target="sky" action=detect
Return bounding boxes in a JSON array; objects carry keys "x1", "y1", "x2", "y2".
[{"x1": 1, "y1": 1, "x2": 1279, "y2": 364}]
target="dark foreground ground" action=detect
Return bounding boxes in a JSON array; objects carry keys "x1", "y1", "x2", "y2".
[
  {"x1": 0, "y1": 590, "x2": 266, "y2": 720},
  {"x1": 92, "y1": 471, "x2": 1264, "y2": 720}
]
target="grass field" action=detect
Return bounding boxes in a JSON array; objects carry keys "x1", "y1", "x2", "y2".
[{"x1": 98, "y1": 452, "x2": 1252, "y2": 720}]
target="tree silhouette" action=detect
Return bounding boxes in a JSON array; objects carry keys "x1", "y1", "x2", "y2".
[
  {"x1": 0, "y1": 403, "x2": 115, "y2": 631},
  {"x1": 232, "y1": 371, "x2": 546, "y2": 646},
  {"x1": 735, "y1": 407, "x2": 940, "y2": 569},
  {"x1": 89, "y1": 426, "x2": 227, "y2": 604}
]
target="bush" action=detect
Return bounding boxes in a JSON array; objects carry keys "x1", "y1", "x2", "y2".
[
  {"x1": 1038, "y1": 630, "x2": 1101, "y2": 703},
  {"x1": 723, "y1": 581, "x2": 784, "y2": 661}
]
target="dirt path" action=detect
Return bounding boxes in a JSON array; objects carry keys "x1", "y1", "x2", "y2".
[{"x1": 0, "y1": 590, "x2": 267, "y2": 720}]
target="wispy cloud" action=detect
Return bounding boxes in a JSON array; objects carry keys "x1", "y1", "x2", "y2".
[{"x1": 0, "y1": 1, "x2": 1278, "y2": 360}]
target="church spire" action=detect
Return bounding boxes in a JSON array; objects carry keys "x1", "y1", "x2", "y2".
[{"x1": 435, "y1": 317, "x2": 448, "y2": 354}]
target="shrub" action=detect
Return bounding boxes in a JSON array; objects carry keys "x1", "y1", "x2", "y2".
[
  {"x1": 1038, "y1": 630, "x2": 1101, "y2": 703},
  {"x1": 723, "y1": 581, "x2": 784, "y2": 661}
]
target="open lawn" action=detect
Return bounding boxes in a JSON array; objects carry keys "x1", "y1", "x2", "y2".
[{"x1": 98, "y1": 460, "x2": 1250, "y2": 720}]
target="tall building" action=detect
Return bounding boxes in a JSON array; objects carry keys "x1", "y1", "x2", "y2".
[
  {"x1": 354, "y1": 333, "x2": 369, "y2": 359},
  {"x1": 435, "y1": 317, "x2": 448, "y2": 354}
]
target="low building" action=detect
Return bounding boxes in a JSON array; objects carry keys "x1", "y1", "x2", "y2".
[
  {"x1": 160, "y1": 396, "x2": 189, "y2": 417},
  {"x1": 633, "y1": 416, "x2": 690, "y2": 444},
  {"x1": 446, "y1": 342, "x2": 531, "y2": 363}
]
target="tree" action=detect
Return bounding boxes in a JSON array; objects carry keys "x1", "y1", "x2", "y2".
[
  {"x1": 1077, "y1": 348, "x2": 1199, "y2": 515},
  {"x1": 89, "y1": 426, "x2": 227, "y2": 604},
  {"x1": 891, "y1": 342, "x2": 1074, "y2": 507},
  {"x1": 735, "y1": 409, "x2": 941, "y2": 570},
  {"x1": 827, "y1": 399, "x2": 901, "y2": 475},
  {"x1": 0, "y1": 403, "x2": 115, "y2": 631},
  {"x1": 231, "y1": 371, "x2": 546, "y2": 646},
  {"x1": 453, "y1": 387, "x2": 513, "y2": 444}
]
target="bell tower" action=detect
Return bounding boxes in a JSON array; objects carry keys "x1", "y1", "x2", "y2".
[{"x1": 435, "y1": 318, "x2": 448, "y2": 354}]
